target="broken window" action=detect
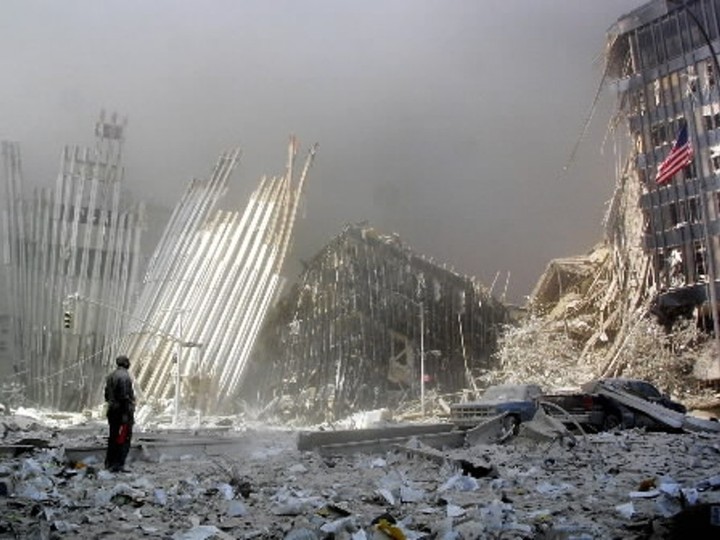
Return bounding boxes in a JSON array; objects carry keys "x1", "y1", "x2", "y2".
[
  {"x1": 642, "y1": 209, "x2": 652, "y2": 233},
  {"x1": 668, "y1": 202, "x2": 679, "y2": 228},
  {"x1": 651, "y1": 123, "x2": 668, "y2": 147},
  {"x1": 694, "y1": 241, "x2": 708, "y2": 281},
  {"x1": 706, "y1": 60, "x2": 716, "y2": 90},
  {"x1": 630, "y1": 88, "x2": 647, "y2": 113},
  {"x1": 668, "y1": 248, "x2": 686, "y2": 288},
  {"x1": 713, "y1": 155, "x2": 720, "y2": 171},
  {"x1": 704, "y1": 113, "x2": 720, "y2": 131},
  {"x1": 682, "y1": 161, "x2": 697, "y2": 180},
  {"x1": 686, "y1": 65, "x2": 699, "y2": 98},
  {"x1": 711, "y1": 145, "x2": 720, "y2": 172},
  {"x1": 688, "y1": 197, "x2": 702, "y2": 222},
  {"x1": 634, "y1": 132, "x2": 646, "y2": 155}
]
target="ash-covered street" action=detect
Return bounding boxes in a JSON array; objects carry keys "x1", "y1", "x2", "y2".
[{"x1": 2, "y1": 409, "x2": 719, "y2": 539}]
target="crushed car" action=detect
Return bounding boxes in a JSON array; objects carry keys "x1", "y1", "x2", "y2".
[
  {"x1": 581, "y1": 378, "x2": 686, "y2": 413},
  {"x1": 540, "y1": 378, "x2": 687, "y2": 432}
]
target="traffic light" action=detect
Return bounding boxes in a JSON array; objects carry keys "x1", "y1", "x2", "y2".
[{"x1": 63, "y1": 311, "x2": 73, "y2": 330}]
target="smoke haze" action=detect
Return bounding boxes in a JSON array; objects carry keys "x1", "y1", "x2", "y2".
[{"x1": 0, "y1": 0, "x2": 648, "y2": 302}]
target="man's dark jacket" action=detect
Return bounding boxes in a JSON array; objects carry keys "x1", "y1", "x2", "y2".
[{"x1": 104, "y1": 367, "x2": 135, "y2": 423}]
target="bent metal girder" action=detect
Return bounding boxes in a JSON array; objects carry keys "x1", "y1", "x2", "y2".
[{"x1": 122, "y1": 139, "x2": 317, "y2": 413}]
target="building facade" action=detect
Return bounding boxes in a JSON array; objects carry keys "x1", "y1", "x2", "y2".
[
  {"x1": 608, "y1": 0, "x2": 720, "y2": 325},
  {"x1": 2, "y1": 113, "x2": 146, "y2": 410},
  {"x1": 246, "y1": 224, "x2": 509, "y2": 422}
]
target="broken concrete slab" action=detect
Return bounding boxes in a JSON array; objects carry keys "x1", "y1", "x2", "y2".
[
  {"x1": 395, "y1": 442, "x2": 497, "y2": 479},
  {"x1": 464, "y1": 413, "x2": 509, "y2": 445},
  {"x1": 297, "y1": 423, "x2": 457, "y2": 452},
  {"x1": 518, "y1": 407, "x2": 575, "y2": 444},
  {"x1": 313, "y1": 430, "x2": 465, "y2": 456},
  {"x1": 596, "y1": 385, "x2": 720, "y2": 433},
  {"x1": 64, "y1": 436, "x2": 252, "y2": 466}
]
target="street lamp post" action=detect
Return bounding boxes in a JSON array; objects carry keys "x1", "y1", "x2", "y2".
[
  {"x1": 389, "y1": 291, "x2": 426, "y2": 416},
  {"x1": 419, "y1": 303, "x2": 425, "y2": 417},
  {"x1": 173, "y1": 311, "x2": 184, "y2": 426},
  {"x1": 65, "y1": 293, "x2": 204, "y2": 418}
]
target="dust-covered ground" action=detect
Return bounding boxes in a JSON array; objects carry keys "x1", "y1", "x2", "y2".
[{"x1": 1, "y1": 409, "x2": 720, "y2": 539}]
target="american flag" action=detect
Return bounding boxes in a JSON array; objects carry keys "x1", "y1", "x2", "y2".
[{"x1": 656, "y1": 123, "x2": 694, "y2": 185}]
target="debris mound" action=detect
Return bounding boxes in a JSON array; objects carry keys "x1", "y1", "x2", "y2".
[{"x1": 488, "y1": 163, "x2": 718, "y2": 406}]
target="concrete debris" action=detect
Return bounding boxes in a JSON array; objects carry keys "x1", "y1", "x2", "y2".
[
  {"x1": 464, "y1": 413, "x2": 510, "y2": 446},
  {"x1": 0, "y1": 409, "x2": 719, "y2": 539}
]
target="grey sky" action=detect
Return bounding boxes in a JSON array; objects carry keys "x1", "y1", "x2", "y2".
[{"x1": 0, "y1": 0, "x2": 648, "y2": 302}]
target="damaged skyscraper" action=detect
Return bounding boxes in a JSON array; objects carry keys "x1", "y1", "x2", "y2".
[
  {"x1": 247, "y1": 224, "x2": 509, "y2": 422},
  {"x1": 2, "y1": 113, "x2": 145, "y2": 409},
  {"x1": 607, "y1": 0, "x2": 720, "y2": 340}
]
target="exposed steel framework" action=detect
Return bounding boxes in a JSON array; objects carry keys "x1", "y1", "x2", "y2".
[{"x1": 2, "y1": 112, "x2": 144, "y2": 409}]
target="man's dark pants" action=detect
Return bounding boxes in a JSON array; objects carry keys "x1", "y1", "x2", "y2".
[{"x1": 105, "y1": 412, "x2": 133, "y2": 471}]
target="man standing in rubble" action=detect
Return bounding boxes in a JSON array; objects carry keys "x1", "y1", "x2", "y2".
[{"x1": 104, "y1": 355, "x2": 135, "y2": 472}]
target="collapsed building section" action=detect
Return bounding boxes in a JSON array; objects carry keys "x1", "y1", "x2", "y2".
[
  {"x1": 1, "y1": 113, "x2": 145, "y2": 409},
  {"x1": 246, "y1": 224, "x2": 509, "y2": 422},
  {"x1": 607, "y1": 1, "x2": 720, "y2": 346},
  {"x1": 492, "y1": 0, "x2": 720, "y2": 396},
  {"x1": 122, "y1": 140, "x2": 317, "y2": 415}
]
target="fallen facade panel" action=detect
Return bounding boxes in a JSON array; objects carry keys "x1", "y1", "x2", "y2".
[{"x1": 246, "y1": 224, "x2": 509, "y2": 422}]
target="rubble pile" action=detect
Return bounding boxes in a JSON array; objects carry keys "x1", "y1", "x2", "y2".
[
  {"x1": 488, "y1": 163, "x2": 719, "y2": 406},
  {"x1": 1, "y1": 413, "x2": 720, "y2": 539}
]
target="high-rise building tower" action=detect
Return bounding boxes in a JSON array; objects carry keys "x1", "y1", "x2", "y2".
[{"x1": 608, "y1": 0, "x2": 720, "y2": 329}]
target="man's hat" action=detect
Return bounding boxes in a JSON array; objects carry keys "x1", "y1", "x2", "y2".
[{"x1": 116, "y1": 355, "x2": 130, "y2": 368}]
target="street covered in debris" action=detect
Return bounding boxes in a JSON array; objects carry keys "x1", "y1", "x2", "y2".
[
  {"x1": 1, "y1": 407, "x2": 720, "y2": 539},
  {"x1": 4, "y1": 0, "x2": 720, "y2": 538}
]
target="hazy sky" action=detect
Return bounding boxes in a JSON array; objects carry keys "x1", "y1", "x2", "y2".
[{"x1": 1, "y1": 0, "x2": 649, "y2": 302}]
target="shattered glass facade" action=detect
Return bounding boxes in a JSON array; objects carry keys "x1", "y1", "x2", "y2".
[{"x1": 608, "y1": 0, "x2": 720, "y2": 323}]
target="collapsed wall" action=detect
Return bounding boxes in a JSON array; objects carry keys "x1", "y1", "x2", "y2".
[{"x1": 245, "y1": 223, "x2": 509, "y2": 422}]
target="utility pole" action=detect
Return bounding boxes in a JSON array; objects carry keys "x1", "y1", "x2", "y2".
[
  {"x1": 390, "y1": 291, "x2": 426, "y2": 416},
  {"x1": 169, "y1": 309, "x2": 202, "y2": 426},
  {"x1": 173, "y1": 310, "x2": 183, "y2": 426},
  {"x1": 419, "y1": 303, "x2": 425, "y2": 417}
]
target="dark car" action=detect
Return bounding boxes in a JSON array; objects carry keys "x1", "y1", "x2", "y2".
[
  {"x1": 572, "y1": 378, "x2": 686, "y2": 432},
  {"x1": 581, "y1": 378, "x2": 686, "y2": 414},
  {"x1": 450, "y1": 383, "x2": 543, "y2": 430}
]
